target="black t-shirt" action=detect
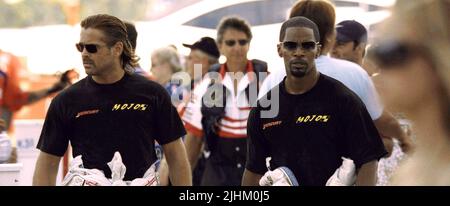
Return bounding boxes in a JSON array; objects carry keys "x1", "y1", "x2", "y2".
[
  {"x1": 37, "y1": 73, "x2": 186, "y2": 180},
  {"x1": 246, "y1": 74, "x2": 387, "y2": 186}
]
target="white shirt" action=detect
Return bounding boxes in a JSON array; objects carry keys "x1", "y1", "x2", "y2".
[
  {"x1": 258, "y1": 55, "x2": 383, "y2": 120},
  {"x1": 182, "y1": 63, "x2": 256, "y2": 138}
]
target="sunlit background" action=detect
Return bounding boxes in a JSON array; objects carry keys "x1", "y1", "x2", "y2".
[
  {"x1": 1, "y1": 0, "x2": 395, "y2": 75},
  {"x1": 0, "y1": 0, "x2": 397, "y2": 121},
  {"x1": 0, "y1": 0, "x2": 396, "y2": 186}
]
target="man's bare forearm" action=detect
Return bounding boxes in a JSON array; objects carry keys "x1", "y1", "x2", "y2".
[
  {"x1": 355, "y1": 161, "x2": 378, "y2": 186},
  {"x1": 374, "y1": 111, "x2": 413, "y2": 153},
  {"x1": 33, "y1": 152, "x2": 61, "y2": 186},
  {"x1": 374, "y1": 111, "x2": 405, "y2": 141},
  {"x1": 163, "y1": 138, "x2": 192, "y2": 186},
  {"x1": 184, "y1": 133, "x2": 203, "y2": 170}
]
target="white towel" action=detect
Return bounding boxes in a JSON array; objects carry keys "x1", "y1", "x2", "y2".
[
  {"x1": 62, "y1": 156, "x2": 111, "y2": 186},
  {"x1": 108, "y1": 152, "x2": 127, "y2": 186},
  {"x1": 326, "y1": 157, "x2": 356, "y2": 186},
  {"x1": 259, "y1": 167, "x2": 299, "y2": 186},
  {"x1": 62, "y1": 152, "x2": 160, "y2": 186}
]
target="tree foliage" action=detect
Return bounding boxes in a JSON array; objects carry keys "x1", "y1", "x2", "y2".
[{"x1": 0, "y1": 0, "x2": 148, "y2": 28}]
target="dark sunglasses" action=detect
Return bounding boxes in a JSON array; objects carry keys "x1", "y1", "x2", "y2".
[
  {"x1": 371, "y1": 41, "x2": 427, "y2": 68},
  {"x1": 282, "y1": 41, "x2": 318, "y2": 51},
  {"x1": 75, "y1": 43, "x2": 104, "y2": 53},
  {"x1": 224, "y1": 39, "x2": 249, "y2": 47}
]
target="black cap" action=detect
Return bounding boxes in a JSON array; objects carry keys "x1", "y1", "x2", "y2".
[
  {"x1": 182, "y1": 37, "x2": 220, "y2": 59},
  {"x1": 336, "y1": 20, "x2": 368, "y2": 43}
]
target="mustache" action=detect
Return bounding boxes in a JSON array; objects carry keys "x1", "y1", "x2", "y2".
[
  {"x1": 289, "y1": 59, "x2": 308, "y2": 65},
  {"x1": 83, "y1": 58, "x2": 94, "y2": 64}
]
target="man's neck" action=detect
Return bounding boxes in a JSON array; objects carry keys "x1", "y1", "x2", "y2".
[
  {"x1": 226, "y1": 59, "x2": 248, "y2": 73},
  {"x1": 347, "y1": 58, "x2": 363, "y2": 66},
  {"x1": 356, "y1": 59, "x2": 363, "y2": 66},
  {"x1": 92, "y1": 66, "x2": 125, "y2": 84},
  {"x1": 320, "y1": 42, "x2": 332, "y2": 56},
  {"x1": 284, "y1": 69, "x2": 320, "y2": 95}
]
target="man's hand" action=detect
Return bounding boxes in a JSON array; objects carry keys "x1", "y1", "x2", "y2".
[
  {"x1": 28, "y1": 69, "x2": 80, "y2": 104},
  {"x1": 373, "y1": 111, "x2": 415, "y2": 155},
  {"x1": 47, "y1": 69, "x2": 79, "y2": 95},
  {"x1": 381, "y1": 136, "x2": 394, "y2": 157},
  {"x1": 398, "y1": 125, "x2": 414, "y2": 154},
  {"x1": 399, "y1": 136, "x2": 414, "y2": 154}
]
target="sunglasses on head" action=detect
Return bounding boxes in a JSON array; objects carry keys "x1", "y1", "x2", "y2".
[
  {"x1": 282, "y1": 41, "x2": 318, "y2": 51},
  {"x1": 76, "y1": 43, "x2": 104, "y2": 53},
  {"x1": 371, "y1": 41, "x2": 426, "y2": 68},
  {"x1": 224, "y1": 39, "x2": 249, "y2": 47}
]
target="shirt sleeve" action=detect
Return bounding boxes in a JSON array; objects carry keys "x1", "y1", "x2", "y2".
[
  {"x1": 338, "y1": 94, "x2": 387, "y2": 169},
  {"x1": 358, "y1": 72, "x2": 383, "y2": 120},
  {"x1": 181, "y1": 85, "x2": 205, "y2": 138},
  {"x1": 36, "y1": 95, "x2": 69, "y2": 156},
  {"x1": 153, "y1": 87, "x2": 187, "y2": 145},
  {"x1": 245, "y1": 107, "x2": 269, "y2": 175}
]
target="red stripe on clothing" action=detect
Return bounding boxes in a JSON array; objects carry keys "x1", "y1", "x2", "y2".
[
  {"x1": 219, "y1": 60, "x2": 255, "y2": 80},
  {"x1": 223, "y1": 116, "x2": 247, "y2": 122},
  {"x1": 219, "y1": 123, "x2": 247, "y2": 130},
  {"x1": 217, "y1": 130, "x2": 247, "y2": 139},
  {"x1": 246, "y1": 61, "x2": 255, "y2": 82},
  {"x1": 183, "y1": 122, "x2": 204, "y2": 138}
]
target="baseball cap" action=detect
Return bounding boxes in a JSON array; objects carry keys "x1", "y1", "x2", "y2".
[
  {"x1": 182, "y1": 37, "x2": 220, "y2": 59},
  {"x1": 336, "y1": 20, "x2": 368, "y2": 43}
]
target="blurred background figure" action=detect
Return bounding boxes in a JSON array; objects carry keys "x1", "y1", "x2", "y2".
[
  {"x1": 183, "y1": 16, "x2": 268, "y2": 186},
  {"x1": 181, "y1": 36, "x2": 219, "y2": 186},
  {"x1": 124, "y1": 21, "x2": 152, "y2": 79},
  {"x1": 0, "y1": 119, "x2": 5, "y2": 132},
  {"x1": 332, "y1": 20, "x2": 379, "y2": 77},
  {"x1": 366, "y1": 44, "x2": 408, "y2": 186},
  {"x1": 150, "y1": 46, "x2": 186, "y2": 186},
  {"x1": 183, "y1": 37, "x2": 220, "y2": 88},
  {"x1": 373, "y1": 0, "x2": 450, "y2": 185},
  {"x1": 363, "y1": 45, "x2": 381, "y2": 77},
  {"x1": 331, "y1": 20, "x2": 368, "y2": 66},
  {"x1": 0, "y1": 118, "x2": 12, "y2": 163},
  {"x1": 0, "y1": 49, "x2": 75, "y2": 163},
  {"x1": 150, "y1": 46, "x2": 185, "y2": 105},
  {"x1": 159, "y1": 37, "x2": 220, "y2": 186},
  {"x1": 330, "y1": 19, "x2": 411, "y2": 185}
]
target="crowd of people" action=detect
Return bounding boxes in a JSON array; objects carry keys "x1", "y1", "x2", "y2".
[{"x1": 0, "y1": 0, "x2": 448, "y2": 186}]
